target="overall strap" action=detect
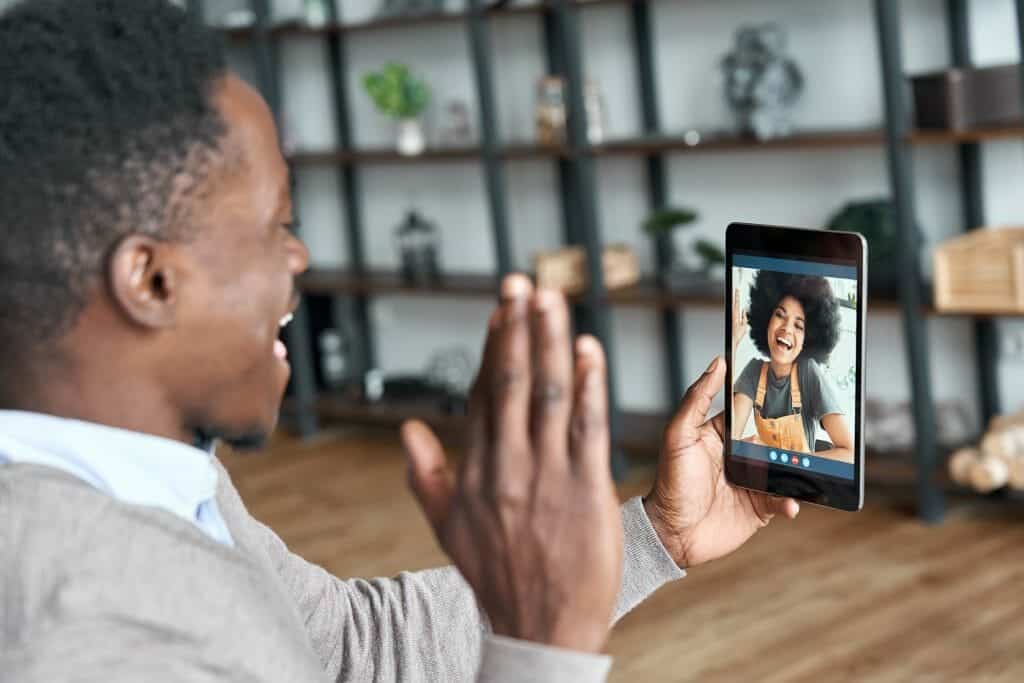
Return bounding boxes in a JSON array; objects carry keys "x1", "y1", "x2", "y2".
[
  {"x1": 790, "y1": 364, "x2": 802, "y2": 414},
  {"x1": 755, "y1": 362, "x2": 769, "y2": 412}
]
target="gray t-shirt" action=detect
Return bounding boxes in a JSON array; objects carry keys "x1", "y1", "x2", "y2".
[{"x1": 735, "y1": 357, "x2": 843, "y2": 452}]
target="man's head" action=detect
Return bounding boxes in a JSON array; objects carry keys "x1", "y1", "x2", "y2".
[{"x1": 0, "y1": 0, "x2": 308, "y2": 448}]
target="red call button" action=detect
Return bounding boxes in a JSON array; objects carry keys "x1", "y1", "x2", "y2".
[{"x1": 791, "y1": 456, "x2": 799, "y2": 464}]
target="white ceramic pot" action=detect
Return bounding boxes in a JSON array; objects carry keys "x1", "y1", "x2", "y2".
[{"x1": 396, "y1": 118, "x2": 425, "y2": 156}]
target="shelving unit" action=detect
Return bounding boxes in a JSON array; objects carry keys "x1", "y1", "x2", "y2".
[
  {"x1": 297, "y1": 267, "x2": 961, "y2": 314},
  {"x1": 205, "y1": 0, "x2": 1024, "y2": 521}
]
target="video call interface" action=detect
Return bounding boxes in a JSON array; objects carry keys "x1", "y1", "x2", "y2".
[{"x1": 731, "y1": 254, "x2": 859, "y2": 481}]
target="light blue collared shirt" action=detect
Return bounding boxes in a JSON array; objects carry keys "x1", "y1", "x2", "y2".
[{"x1": 0, "y1": 410, "x2": 234, "y2": 546}]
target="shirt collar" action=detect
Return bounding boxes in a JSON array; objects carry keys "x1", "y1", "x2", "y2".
[{"x1": 0, "y1": 410, "x2": 219, "y2": 523}]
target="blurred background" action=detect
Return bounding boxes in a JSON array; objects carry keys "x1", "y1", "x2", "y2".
[{"x1": 43, "y1": 0, "x2": 1024, "y2": 679}]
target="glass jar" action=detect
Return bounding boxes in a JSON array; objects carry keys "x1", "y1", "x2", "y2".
[{"x1": 535, "y1": 76, "x2": 567, "y2": 146}]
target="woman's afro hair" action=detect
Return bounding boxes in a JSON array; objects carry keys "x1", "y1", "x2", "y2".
[{"x1": 747, "y1": 270, "x2": 841, "y2": 363}]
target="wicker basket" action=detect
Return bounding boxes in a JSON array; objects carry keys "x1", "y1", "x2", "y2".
[{"x1": 933, "y1": 227, "x2": 1024, "y2": 314}]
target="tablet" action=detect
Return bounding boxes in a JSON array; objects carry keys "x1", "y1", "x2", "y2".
[{"x1": 725, "y1": 223, "x2": 866, "y2": 511}]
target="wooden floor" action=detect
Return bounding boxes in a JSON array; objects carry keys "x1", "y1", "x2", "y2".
[{"x1": 221, "y1": 428, "x2": 1024, "y2": 682}]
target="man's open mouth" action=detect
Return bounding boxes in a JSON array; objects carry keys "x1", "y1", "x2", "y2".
[
  {"x1": 274, "y1": 313, "x2": 294, "y2": 361},
  {"x1": 776, "y1": 336, "x2": 793, "y2": 351}
]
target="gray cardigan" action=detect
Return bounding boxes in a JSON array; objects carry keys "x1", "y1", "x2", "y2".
[{"x1": 0, "y1": 460, "x2": 683, "y2": 682}]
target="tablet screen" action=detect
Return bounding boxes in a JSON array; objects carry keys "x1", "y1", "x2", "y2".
[{"x1": 730, "y1": 253, "x2": 859, "y2": 481}]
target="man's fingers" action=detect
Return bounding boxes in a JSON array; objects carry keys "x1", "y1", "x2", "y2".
[
  {"x1": 466, "y1": 308, "x2": 502, "y2": 432},
  {"x1": 530, "y1": 289, "x2": 573, "y2": 466},
  {"x1": 490, "y1": 274, "x2": 534, "y2": 446},
  {"x1": 469, "y1": 307, "x2": 503, "y2": 408},
  {"x1": 750, "y1": 492, "x2": 801, "y2": 522},
  {"x1": 569, "y1": 335, "x2": 610, "y2": 477},
  {"x1": 462, "y1": 307, "x2": 503, "y2": 492},
  {"x1": 684, "y1": 356, "x2": 726, "y2": 425},
  {"x1": 780, "y1": 497, "x2": 801, "y2": 519},
  {"x1": 402, "y1": 420, "x2": 454, "y2": 533},
  {"x1": 666, "y1": 356, "x2": 726, "y2": 448},
  {"x1": 485, "y1": 274, "x2": 535, "y2": 495}
]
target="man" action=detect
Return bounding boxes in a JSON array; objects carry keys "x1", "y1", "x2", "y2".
[{"x1": 0, "y1": 1, "x2": 799, "y2": 680}]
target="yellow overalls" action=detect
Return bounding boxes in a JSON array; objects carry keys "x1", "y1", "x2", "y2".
[{"x1": 753, "y1": 362, "x2": 810, "y2": 454}]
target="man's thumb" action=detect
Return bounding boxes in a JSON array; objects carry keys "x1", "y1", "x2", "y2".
[
  {"x1": 667, "y1": 356, "x2": 726, "y2": 447},
  {"x1": 401, "y1": 420, "x2": 453, "y2": 533}
]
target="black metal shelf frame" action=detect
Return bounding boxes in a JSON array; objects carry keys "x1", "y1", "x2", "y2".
[
  {"x1": 874, "y1": 0, "x2": 942, "y2": 523},
  {"x1": 948, "y1": 0, "x2": 1002, "y2": 428},
  {"x1": 200, "y1": 0, "x2": 1023, "y2": 520}
]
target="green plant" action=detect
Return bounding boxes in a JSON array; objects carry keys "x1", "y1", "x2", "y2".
[
  {"x1": 641, "y1": 207, "x2": 698, "y2": 238},
  {"x1": 694, "y1": 239, "x2": 725, "y2": 270},
  {"x1": 362, "y1": 63, "x2": 431, "y2": 120}
]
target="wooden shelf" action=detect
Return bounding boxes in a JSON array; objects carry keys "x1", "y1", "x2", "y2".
[
  {"x1": 298, "y1": 268, "x2": 939, "y2": 313},
  {"x1": 910, "y1": 125, "x2": 1024, "y2": 145},
  {"x1": 593, "y1": 129, "x2": 888, "y2": 156},
  {"x1": 604, "y1": 278, "x2": 724, "y2": 309},
  {"x1": 223, "y1": 1, "x2": 638, "y2": 39},
  {"x1": 341, "y1": 3, "x2": 547, "y2": 34},
  {"x1": 297, "y1": 269, "x2": 715, "y2": 308},
  {"x1": 290, "y1": 147, "x2": 478, "y2": 165},
  {"x1": 592, "y1": 126, "x2": 1024, "y2": 157},
  {"x1": 285, "y1": 126, "x2": 1024, "y2": 168},
  {"x1": 299, "y1": 268, "x2": 498, "y2": 298},
  {"x1": 287, "y1": 143, "x2": 568, "y2": 166},
  {"x1": 315, "y1": 392, "x2": 467, "y2": 434}
]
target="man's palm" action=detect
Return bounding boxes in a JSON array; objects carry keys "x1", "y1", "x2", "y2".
[{"x1": 645, "y1": 358, "x2": 799, "y2": 569}]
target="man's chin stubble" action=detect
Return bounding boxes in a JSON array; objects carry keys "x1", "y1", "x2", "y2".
[{"x1": 190, "y1": 424, "x2": 269, "y2": 453}]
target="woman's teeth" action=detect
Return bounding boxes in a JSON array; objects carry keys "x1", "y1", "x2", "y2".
[
  {"x1": 776, "y1": 336, "x2": 793, "y2": 350},
  {"x1": 279, "y1": 313, "x2": 294, "y2": 329}
]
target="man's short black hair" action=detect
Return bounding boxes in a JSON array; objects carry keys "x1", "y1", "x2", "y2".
[
  {"x1": 0, "y1": 0, "x2": 227, "y2": 356},
  {"x1": 747, "y1": 270, "x2": 841, "y2": 363}
]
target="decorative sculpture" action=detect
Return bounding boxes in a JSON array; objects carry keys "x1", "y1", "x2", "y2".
[{"x1": 721, "y1": 23, "x2": 804, "y2": 140}]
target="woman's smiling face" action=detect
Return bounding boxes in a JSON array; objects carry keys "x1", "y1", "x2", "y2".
[{"x1": 766, "y1": 295, "x2": 805, "y2": 365}]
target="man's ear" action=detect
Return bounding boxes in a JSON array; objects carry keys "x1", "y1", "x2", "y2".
[{"x1": 107, "y1": 235, "x2": 183, "y2": 330}]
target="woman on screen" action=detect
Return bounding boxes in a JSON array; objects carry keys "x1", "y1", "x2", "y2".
[{"x1": 732, "y1": 270, "x2": 853, "y2": 463}]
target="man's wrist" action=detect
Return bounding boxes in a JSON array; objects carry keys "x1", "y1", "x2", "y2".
[{"x1": 642, "y1": 495, "x2": 686, "y2": 569}]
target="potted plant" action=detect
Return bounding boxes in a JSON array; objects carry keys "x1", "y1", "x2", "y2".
[
  {"x1": 694, "y1": 238, "x2": 726, "y2": 279},
  {"x1": 363, "y1": 63, "x2": 431, "y2": 156},
  {"x1": 825, "y1": 198, "x2": 924, "y2": 296},
  {"x1": 642, "y1": 207, "x2": 700, "y2": 289}
]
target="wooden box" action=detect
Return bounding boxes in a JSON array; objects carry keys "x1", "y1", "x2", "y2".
[
  {"x1": 911, "y1": 64, "x2": 1024, "y2": 130},
  {"x1": 933, "y1": 227, "x2": 1024, "y2": 314},
  {"x1": 534, "y1": 244, "x2": 639, "y2": 296}
]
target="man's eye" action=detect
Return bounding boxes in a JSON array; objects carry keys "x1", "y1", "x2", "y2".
[{"x1": 282, "y1": 219, "x2": 301, "y2": 233}]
